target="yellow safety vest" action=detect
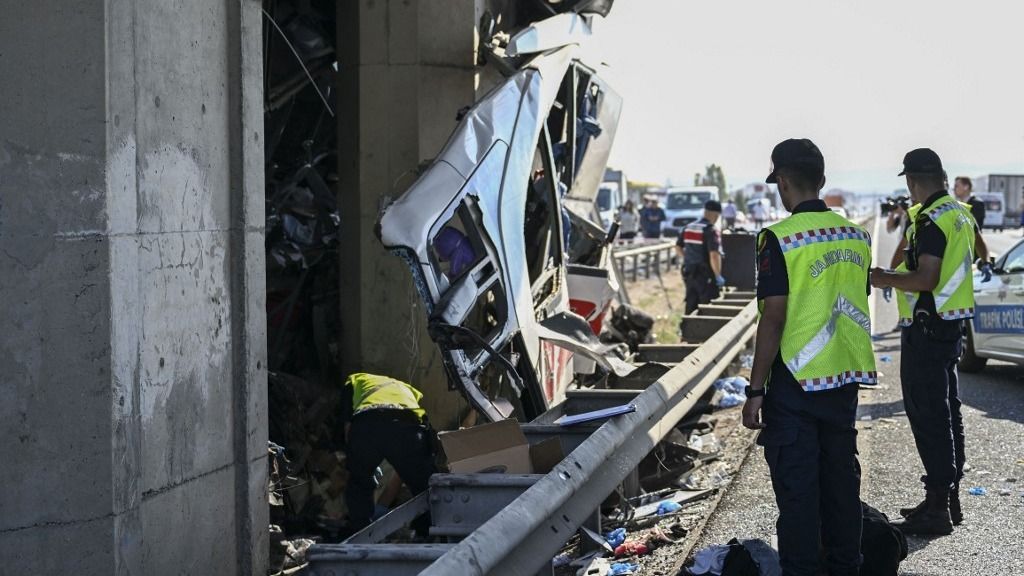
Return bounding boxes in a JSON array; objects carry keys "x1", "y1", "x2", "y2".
[
  {"x1": 759, "y1": 211, "x2": 877, "y2": 391},
  {"x1": 895, "y1": 195, "x2": 976, "y2": 327},
  {"x1": 348, "y1": 373, "x2": 426, "y2": 419}
]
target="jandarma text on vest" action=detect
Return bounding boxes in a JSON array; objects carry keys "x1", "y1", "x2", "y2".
[{"x1": 808, "y1": 248, "x2": 866, "y2": 278}]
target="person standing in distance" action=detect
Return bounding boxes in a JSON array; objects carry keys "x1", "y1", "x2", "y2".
[
  {"x1": 953, "y1": 176, "x2": 985, "y2": 229},
  {"x1": 675, "y1": 200, "x2": 725, "y2": 315},
  {"x1": 743, "y1": 139, "x2": 876, "y2": 576},
  {"x1": 722, "y1": 199, "x2": 738, "y2": 230},
  {"x1": 869, "y1": 149, "x2": 977, "y2": 535}
]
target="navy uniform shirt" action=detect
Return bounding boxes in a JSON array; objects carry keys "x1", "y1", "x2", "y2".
[
  {"x1": 676, "y1": 217, "x2": 720, "y2": 272},
  {"x1": 966, "y1": 195, "x2": 986, "y2": 229}
]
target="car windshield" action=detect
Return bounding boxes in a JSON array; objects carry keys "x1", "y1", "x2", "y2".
[
  {"x1": 666, "y1": 192, "x2": 711, "y2": 210},
  {"x1": 984, "y1": 200, "x2": 1002, "y2": 211},
  {"x1": 1001, "y1": 242, "x2": 1024, "y2": 273}
]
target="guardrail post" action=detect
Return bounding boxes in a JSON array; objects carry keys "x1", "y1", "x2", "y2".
[
  {"x1": 631, "y1": 254, "x2": 639, "y2": 282},
  {"x1": 653, "y1": 250, "x2": 661, "y2": 277}
]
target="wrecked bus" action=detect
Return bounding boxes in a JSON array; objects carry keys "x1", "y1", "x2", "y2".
[{"x1": 377, "y1": 12, "x2": 628, "y2": 423}]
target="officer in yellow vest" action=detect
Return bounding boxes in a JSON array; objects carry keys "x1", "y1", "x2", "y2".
[
  {"x1": 743, "y1": 139, "x2": 875, "y2": 576},
  {"x1": 343, "y1": 373, "x2": 436, "y2": 533},
  {"x1": 869, "y1": 149, "x2": 975, "y2": 535}
]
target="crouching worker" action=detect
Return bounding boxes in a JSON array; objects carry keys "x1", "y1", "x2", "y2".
[{"x1": 343, "y1": 373, "x2": 437, "y2": 534}]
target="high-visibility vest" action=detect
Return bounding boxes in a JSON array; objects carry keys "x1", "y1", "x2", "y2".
[
  {"x1": 758, "y1": 212, "x2": 877, "y2": 392},
  {"x1": 348, "y1": 373, "x2": 426, "y2": 419},
  {"x1": 895, "y1": 194, "x2": 976, "y2": 327}
]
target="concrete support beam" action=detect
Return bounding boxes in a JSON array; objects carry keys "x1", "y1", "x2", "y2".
[
  {"x1": 0, "y1": 1, "x2": 267, "y2": 573},
  {"x1": 337, "y1": 0, "x2": 477, "y2": 428}
]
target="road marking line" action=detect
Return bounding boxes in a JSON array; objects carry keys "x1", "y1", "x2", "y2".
[{"x1": 869, "y1": 211, "x2": 882, "y2": 336}]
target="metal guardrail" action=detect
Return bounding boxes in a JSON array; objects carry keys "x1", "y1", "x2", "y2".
[
  {"x1": 308, "y1": 296, "x2": 758, "y2": 576},
  {"x1": 424, "y1": 301, "x2": 757, "y2": 575},
  {"x1": 612, "y1": 241, "x2": 676, "y2": 282}
]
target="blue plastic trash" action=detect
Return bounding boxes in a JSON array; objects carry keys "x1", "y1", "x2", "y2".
[
  {"x1": 713, "y1": 376, "x2": 749, "y2": 395},
  {"x1": 968, "y1": 487, "x2": 987, "y2": 496},
  {"x1": 604, "y1": 527, "x2": 627, "y2": 548},
  {"x1": 609, "y1": 562, "x2": 639, "y2": 575},
  {"x1": 657, "y1": 500, "x2": 683, "y2": 515},
  {"x1": 718, "y1": 392, "x2": 745, "y2": 408},
  {"x1": 879, "y1": 355, "x2": 892, "y2": 363}
]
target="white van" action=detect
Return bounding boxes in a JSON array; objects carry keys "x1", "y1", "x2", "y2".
[
  {"x1": 976, "y1": 192, "x2": 1005, "y2": 231},
  {"x1": 662, "y1": 186, "x2": 718, "y2": 237}
]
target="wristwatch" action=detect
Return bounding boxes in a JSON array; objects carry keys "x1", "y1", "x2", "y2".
[{"x1": 744, "y1": 385, "x2": 765, "y2": 398}]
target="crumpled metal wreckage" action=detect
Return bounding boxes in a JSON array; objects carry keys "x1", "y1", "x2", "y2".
[{"x1": 378, "y1": 11, "x2": 631, "y2": 423}]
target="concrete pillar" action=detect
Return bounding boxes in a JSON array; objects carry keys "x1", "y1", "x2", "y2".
[
  {"x1": 337, "y1": 0, "x2": 478, "y2": 428},
  {"x1": 0, "y1": 1, "x2": 267, "y2": 574}
]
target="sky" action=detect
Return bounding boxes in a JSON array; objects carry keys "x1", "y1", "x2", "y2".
[{"x1": 591, "y1": 0, "x2": 1024, "y2": 194}]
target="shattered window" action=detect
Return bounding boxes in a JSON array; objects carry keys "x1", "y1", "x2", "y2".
[
  {"x1": 430, "y1": 203, "x2": 485, "y2": 283},
  {"x1": 428, "y1": 201, "x2": 507, "y2": 349},
  {"x1": 524, "y1": 143, "x2": 563, "y2": 295}
]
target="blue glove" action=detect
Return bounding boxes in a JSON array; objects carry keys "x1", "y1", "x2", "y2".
[
  {"x1": 980, "y1": 263, "x2": 993, "y2": 282},
  {"x1": 882, "y1": 286, "x2": 892, "y2": 302},
  {"x1": 716, "y1": 275, "x2": 726, "y2": 287}
]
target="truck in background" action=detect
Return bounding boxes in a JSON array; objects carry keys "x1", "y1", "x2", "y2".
[
  {"x1": 597, "y1": 168, "x2": 628, "y2": 230},
  {"x1": 975, "y1": 174, "x2": 1024, "y2": 227},
  {"x1": 661, "y1": 186, "x2": 718, "y2": 237},
  {"x1": 976, "y1": 192, "x2": 1005, "y2": 230}
]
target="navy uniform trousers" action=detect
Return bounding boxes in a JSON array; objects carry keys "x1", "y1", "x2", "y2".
[
  {"x1": 900, "y1": 320, "x2": 966, "y2": 490},
  {"x1": 683, "y1": 265, "x2": 719, "y2": 314},
  {"x1": 345, "y1": 409, "x2": 436, "y2": 531},
  {"x1": 758, "y1": 367, "x2": 861, "y2": 576}
]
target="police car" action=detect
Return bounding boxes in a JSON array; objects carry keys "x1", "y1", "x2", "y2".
[{"x1": 960, "y1": 237, "x2": 1024, "y2": 372}]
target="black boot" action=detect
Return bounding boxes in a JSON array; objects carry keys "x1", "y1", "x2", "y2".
[
  {"x1": 895, "y1": 489, "x2": 953, "y2": 536},
  {"x1": 899, "y1": 495, "x2": 927, "y2": 518},
  {"x1": 949, "y1": 484, "x2": 962, "y2": 526}
]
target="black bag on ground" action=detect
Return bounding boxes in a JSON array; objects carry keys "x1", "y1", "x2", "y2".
[
  {"x1": 604, "y1": 304, "x2": 655, "y2": 351},
  {"x1": 720, "y1": 538, "x2": 759, "y2": 576},
  {"x1": 861, "y1": 501, "x2": 908, "y2": 576}
]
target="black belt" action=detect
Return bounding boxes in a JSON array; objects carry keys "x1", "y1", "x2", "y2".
[{"x1": 353, "y1": 408, "x2": 423, "y2": 425}]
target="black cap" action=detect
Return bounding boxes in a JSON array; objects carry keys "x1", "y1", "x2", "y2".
[
  {"x1": 766, "y1": 138, "x2": 824, "y2": 185},
  {"x1": 898, "y1": 148, "x2": 943, "y2": 176},
  {"x1": 704, "y1": 200, "x2": 722, "y2": 212}
]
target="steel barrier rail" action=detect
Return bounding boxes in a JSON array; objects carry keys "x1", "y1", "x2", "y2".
[
  {"x1": 611, "y1": 241, "x2": 676, "y2": 282},
  {"x1": 421, "y1": 299, "x2": 758, "y2": 576}
]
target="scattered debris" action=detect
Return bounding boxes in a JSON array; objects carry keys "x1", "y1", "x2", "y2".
[
  {"x1": 713, "y1": 376, "x2": 748, "y2": 408},
  {"x1": 578, "y1": 556, "x2": 611, "y2": 576},
  {"x1": 656, "y1": 500, "x2": 683, "y2": 515},
  {"x1": 968, "y1": 487, "x2": 987, "y2": 496},
  {"x1": 604, "y1": 527, "x2": 628, "y2": 549},
  {"x1": 879, "y1": 355, "x2": 892, "y2": 362},
  {"x1": 553, "y1": 553, "x2": 574, "y2": 568},
  {"x1": 739, "y1": 354, "x2": 754, "y2": 369},
  {"x1": 614, "y1": 541, "x2": 650, "y2": 557},
  {"x1": 269, "y1": 524, "x2": 315, "y2": 576},
  {"x1": 608, "y1": 562, "x2": 639, "y2": 575}
]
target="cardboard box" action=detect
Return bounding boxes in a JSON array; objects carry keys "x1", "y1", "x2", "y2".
[{"x1": 439, "y1": 419, "x2": 563, "y2": 474}]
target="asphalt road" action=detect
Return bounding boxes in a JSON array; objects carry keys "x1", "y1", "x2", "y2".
[{"x1": 694, "y1": 220, "x2": 1024, "y2": 575}]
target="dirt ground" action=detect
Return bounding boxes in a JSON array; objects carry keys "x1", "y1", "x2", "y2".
[{"x1": 623, "y1": 264, "x2": 687, "y2": 344}]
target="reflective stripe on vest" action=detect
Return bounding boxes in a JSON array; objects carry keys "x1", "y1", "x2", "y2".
[
  {"x1": 784, "y1": 293, "x2": 871, "y2": 375},
  {"x1": 760, "y1": 212, "x2": 877, "y2": 392}
]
